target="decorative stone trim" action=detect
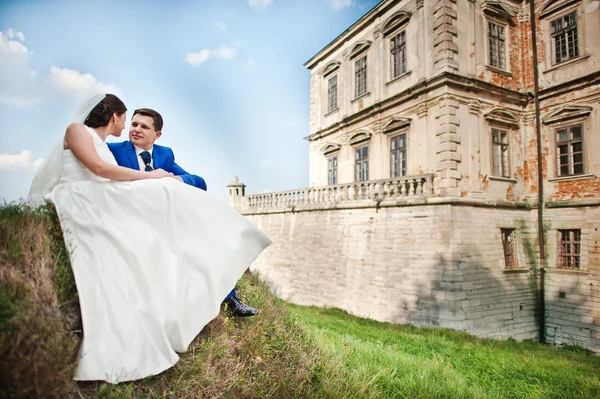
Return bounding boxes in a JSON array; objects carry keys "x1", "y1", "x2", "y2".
[
  {"x1": 468, "y1": 99, "x2": 483, "y2": 115},
  {"x1": 542, "y1": 105, "x2": 592, "y2": 125},
  {"x1": 382, "y1": 11, "x2": 412, "y2": 37},
  {"x1": 350, "y1": 40, "x2": 372, "y2": 60},
  {"x1": 382, "y1": 116, "x2": 411, "y2": 133},
  {"x1": 540, "y1": 0, "x2": 581, "y2": 18},
  {"x1": 547, "y1": 173, "x2": 595, "y2": 183},
  {"x1": 482, "y1": 0, "x2": 517, "y2": 22},
  {"x1": 484, "y1": 108, "x2": 520, "y2": 127},
  {"x1": 488, "y1": 176, "x2": 518, "y2": 183},
  {"x1": 323, "y1": 61, "x2": 341, "y2": 77},
  {"x1": 349, "y1": 131, "x2": 372, "y2": 146},
  {"x1": 321, "y1": 143, "x2": 341, "y2": 155}
]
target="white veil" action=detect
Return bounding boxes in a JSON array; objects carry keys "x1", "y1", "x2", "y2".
[{"x1": 27, "y1": 93, "x2": 107, "y2": 207}]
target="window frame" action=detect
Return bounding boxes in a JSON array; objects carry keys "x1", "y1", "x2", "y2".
[
  {"x1": 390, "y1": 29, "x2": 407, "y2": 79},
  {"x1": 550, "y1": 10, "x2": 580, "y2": 65},
  {"x1": 327, "y1": 155, "x2": 338, "y2": 185},
  {"x1": 354, "y1": 56, "x2": 368, "y2": 99},
  {"x1": 500, "y1": 228, "x2": 519, "y2": 269},
  {"x1": 557, "y1": 229, "x2": 581, "y2": 270},
  {"x1": 555, "y1": 123, "x2": 584, "y2": 177},
  {"x1": 490, "y1": 127, "x2": 511, "y2": 179},
  {"x1": 327, "y1": 75, "x2": 338, "y2": 114},
  {"x1": 355, "y1": 144, "x2": 369, "y2": 182},
  {"x1": 390, "y1": 133, "x2": 407, "y2": 178},
  {"x1": 486, "y1": 18, "x2": 508, "y2": 71}
]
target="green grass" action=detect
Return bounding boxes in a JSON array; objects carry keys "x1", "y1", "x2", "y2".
[
  {"x1": 1, "y1": 203, "x2": 599, "y2": 398},
  {"x1": 289, "y1": 306, "x2": 600, "y2": 399}
]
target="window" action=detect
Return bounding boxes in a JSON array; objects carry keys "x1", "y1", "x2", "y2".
[
  {"x1": 556, "y1": 125, "x2": 583, "y2": 176},
  {"x1": 492, "y1": 128, "x2": 510, "y2": 178},
  {"x1": 558, "y1": 229, "x2": 581, "y2": 269},
  {"x1": 327, "y1": 75, "x2": 338, "y2": 113},
  {"x1": 355, "y1": 56, "x2": 367, "y2": 98},
  {"x1": 488, "y1": 22, "x2": 506, "y2": 70},
  {"x1": 501, "y1": 228, "x2": 518, "y2": 269},
  {"x1": 391, "y1": 30, "x2": 407, "y2": 78},
  {"x1": 390, "y1": 134, "x2": 407, "y2": 177},
  {"x1": 355, "y1": 145, "x2": 368, "y2": 182},
  {"x1": 327, "y1": 156, "x2": 338, "y2": 185},
  {"x1": 551, "y1": 11, "x2": 579, "y2": 64}
]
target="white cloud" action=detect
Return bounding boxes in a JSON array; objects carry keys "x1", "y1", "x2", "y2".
[
  {"x1": 47, "y1": 66, "x2": 121, "y2": 100},
  {"x1": 0, "y1": 29, "x2": 39, "y2": 106},
  {"x1": 213, "y1": 21, "x2": 227, "y2": 31},
  {"x1": 185, "y1": 44, "x2": 237, "y2": 66},
  {"x1": 260, "y1": 158, "x2": 271, "y2": 166},
  {"x1": 0, "y1": 150, "x2": 43, "y2": 172},
  {"x1": 324, "y1": 0, "x2": 353, "y2": 11},
  {"x1": 0, "y1": 29, "x2": 121, "y2": 106},
  {"x1": 248, "y1": 57, "x2": 255, "y2": 66},
  {"x1": 248, "y1": 0, "x2": 273, "y2": 9}
]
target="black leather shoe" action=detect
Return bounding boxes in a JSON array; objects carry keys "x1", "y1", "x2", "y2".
[{"x1": 225, "y1": 296, "x2": 257, "y2": 317}]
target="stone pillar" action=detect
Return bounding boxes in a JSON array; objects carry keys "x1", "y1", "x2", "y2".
[
  {"x1": 433, "y1": 0, "x2": 459, "y2": 73},
  {"x1": 227, "y1": 177, "x2": 246, "y2": 210},
  {"x1": 435, "y1": 97, "x2": 461, "y2": 196}
]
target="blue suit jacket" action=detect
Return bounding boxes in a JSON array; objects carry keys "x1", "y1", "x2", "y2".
[{"x1": 107, "y1": 141, "x2": 207, "y2": 191}]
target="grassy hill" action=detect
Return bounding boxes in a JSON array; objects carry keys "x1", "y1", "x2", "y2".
[{"x1": 1, "y1": 204, "x2": 599, "y2": 399}]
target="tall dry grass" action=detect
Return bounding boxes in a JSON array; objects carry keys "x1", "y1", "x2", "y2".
[
  {"x1": 0, "y1": 203, "x2": 338, "y2": 398},
  {"x1": 0, "y1": 204, "x2": 80, "y2": 398}
]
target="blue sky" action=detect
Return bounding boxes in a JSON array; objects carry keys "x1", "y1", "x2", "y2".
[{"x1": 0, "y1": 0, "x2": 377, "y2": 203}]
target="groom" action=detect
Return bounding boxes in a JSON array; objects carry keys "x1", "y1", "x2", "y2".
[{"x1": 107, "y1": 108, "x2": 257, "y2": 317}]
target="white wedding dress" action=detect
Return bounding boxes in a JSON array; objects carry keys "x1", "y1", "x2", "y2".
[{"x1": 49, "y1": 126, "x2": 271, "y2": 383}]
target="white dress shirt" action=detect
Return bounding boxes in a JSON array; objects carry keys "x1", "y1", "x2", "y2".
[{"x1": 134, "y1": 145, "x2": 154, "y2": 171}]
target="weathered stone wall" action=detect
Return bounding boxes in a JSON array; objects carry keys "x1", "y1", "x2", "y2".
[
  {"x1": 248, "y1": 202, "x2": 537, "y2": 339},
  {"x1": 247, "y1": 201, "x2": 600, "y2": 350},
  {"x1": 543, "y1": 205, "x2": 600, "y2": 351}
]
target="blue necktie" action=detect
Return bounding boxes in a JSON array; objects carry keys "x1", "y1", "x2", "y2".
[{"x1": 140, "y1": 151, "x2": 153, "y2": 172}]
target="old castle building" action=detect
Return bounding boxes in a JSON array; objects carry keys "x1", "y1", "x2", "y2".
[{"x1": 229, "y1": 0, "x2": 600, "y2": 351}]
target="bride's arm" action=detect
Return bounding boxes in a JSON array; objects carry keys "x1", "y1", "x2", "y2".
[{"x1": 65, "y1": 123, "x2": 173, "y2": 181}]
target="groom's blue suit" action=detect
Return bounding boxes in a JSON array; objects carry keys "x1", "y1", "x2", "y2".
[
  {"x1": 108, "y1": 141, "x2": 236, "y2": 301},
  {"x1": 107, "y1": 141, "x2": 207, "y2": 191}
]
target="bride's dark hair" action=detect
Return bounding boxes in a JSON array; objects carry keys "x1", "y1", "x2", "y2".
[{"x1": 84, "y1": 94, "x2": 127, "y2": 128}]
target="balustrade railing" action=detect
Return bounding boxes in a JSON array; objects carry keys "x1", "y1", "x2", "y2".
[{"x1": 243, "y1": 174, "x2": 434, "y2": 211}]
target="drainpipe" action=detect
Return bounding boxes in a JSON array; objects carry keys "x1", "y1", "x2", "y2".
[{"x1": 529, "y1": 0, "x2": 546, "y2": 344}]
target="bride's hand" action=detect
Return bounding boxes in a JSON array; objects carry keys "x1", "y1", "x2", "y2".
[{"x1": 149, "y1": 169, "x2": 174, "y2": 179}]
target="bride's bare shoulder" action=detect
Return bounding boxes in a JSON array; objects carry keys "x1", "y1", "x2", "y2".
[{"x1": 64, "y1": 123, "x2": 92, "y2": 150}]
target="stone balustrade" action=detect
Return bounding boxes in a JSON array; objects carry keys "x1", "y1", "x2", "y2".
[{"x1": 240, "y1": 174, "x2": 435, "y2": 212}]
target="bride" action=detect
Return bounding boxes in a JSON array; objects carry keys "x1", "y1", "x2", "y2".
[{"x1": 28, "y1": 93, "x2": 271, "y2": 383}]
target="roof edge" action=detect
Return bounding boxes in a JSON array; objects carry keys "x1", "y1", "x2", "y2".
[{"x1": 304, "y1": 0, "x2": 389, "y2": 70}]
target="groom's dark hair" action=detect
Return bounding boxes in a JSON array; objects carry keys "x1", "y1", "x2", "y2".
[{"x1": 133, "y1": 108, "x2": 163, "y2": 131}]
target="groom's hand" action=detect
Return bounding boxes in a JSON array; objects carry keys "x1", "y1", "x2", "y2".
[{"x1": 170, "y1": 176, "x2": 184, "y2": 183}]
